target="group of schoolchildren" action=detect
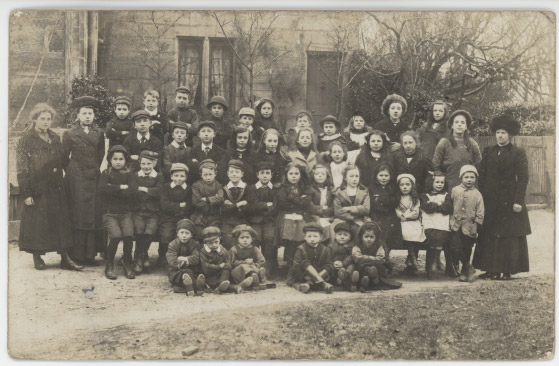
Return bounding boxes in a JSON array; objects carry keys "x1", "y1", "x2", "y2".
[{"x1": 75, "y1": 86, "x2": 487, "y2": 296}]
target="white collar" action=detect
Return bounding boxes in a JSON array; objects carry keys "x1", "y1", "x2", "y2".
[
  {"x1": 202, "y1": 142, "x2": 213, "y2": 150},
  {"x1": 171, "y1": 140, "x2": 186, "y2": 149},
  {"x1": 138, "y1": 169, "x2": 157, "y2": 178},
  {"x1": 255, "y1": 181, "x2": 273, "y2": 189},
  {"x1": 170, "y1": 182, "x2": 187, "y2": 189},
  {"x1": 227, "y1": 181, "x2": 247, "y2": 189},
  {"x1": 137, "y1": 132, "x2": 151, "y2": 141},
  {"x1": 146, "y1": 108, "x2": 158, "y2": 116},
  {"x1": 204, "y1": 244, "x2": 221, "y2": 253}
]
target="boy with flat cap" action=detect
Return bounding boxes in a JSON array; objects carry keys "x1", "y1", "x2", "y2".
[
  {"x1": 220, "y1": 159, "x2": 250, "y2": 249},
  {"x1": 167, "y1": 86, "x2": 199, "y2": 147},
  {"x1": 123, "y1": 110, "x2": 163, "y2": 172},
  {"x1": 161, "y1": 121, "x2": 193, "y2": 182},
  {"x1": 106, "y1": 95, "x2": 134, "y2": 149},
  {"x1": 287, "y1": 222, "x2": 335, "y2": 294},
  {"x1": 158, "y1": 162, "x2": 193, "y2": 267},
  {"x1": 132, "y1": 150, "x2": 163, "y2": 273},
  {"x1": 190, "y1": 120, "x2": 229, "y2": 184},
  {"x1": 166, "y1": 218, "x2": 206, "y2": 296}
]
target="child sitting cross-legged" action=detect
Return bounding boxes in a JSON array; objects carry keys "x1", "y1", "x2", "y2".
[
  {"x1": 330, "y1": 222, "x2": 360, "y2": 292},
  {"x1": 286, "y1": 222, "x2": 335, "y2": 294},
  {"x1": 352, "y1": 221, "x2": 402, "y2": 292},
  {"x1": 229, "y1": 224, "x2": 276, "y2": 291},
  {"x1": 166, "y1": 219, "x2": 206, "y2": 296},
  {"x1": 199, "y1": 226, "x2": 244, "y2": 294}
]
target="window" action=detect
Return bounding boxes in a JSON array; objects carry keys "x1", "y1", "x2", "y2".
[
  {"x1": 178, "y1": 38, "x2": 203, "y2": 108},
  {"x1": 177, "y1": 37, "x2": 235, "y2": 113}
]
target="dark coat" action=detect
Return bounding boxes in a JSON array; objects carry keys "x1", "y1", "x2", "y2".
[
  {"x1": 160, "y1": 183, "x2": 194, "y2": 220},
  {"x1": 373, "y1": 117, "x2": 411, "y2": 144},
  {"x1": 221, "y1": 184, "x2": 250, "y2": 222},
  {"x1": 246, "y1": 183, "x2": 277, "y2": 224},
  {"x1": 354, "y1": 146, "x2": 394, "y2": 191},
  {"x1": 369, "y1": 182, "x2": 401, "y2": 249},
  {"x1": 393, "y1": 148, "x2": 433, "y2": 193},
  {"x1": 255, "y1": 150, "x2": 290, "y2": 187},
  {"x1": 307, "y1": 184, "x2": 335, "y2": 218},
  {"x1": 122, "y1": 133, "x2": 163, "y2": 172},
  {"x1": 478, "y1": 143, "x2": 531, "y2": 237},
  {"x1": 316, "y1": 133, "x2": 346, "y2": 153},
  {"x1": 417, "y1": 122, "x2": 448, "y2": 160},
  {"x1": 161, "y1": 143, "x2": 193, "y2": 181},
  {"x1": 167, "y1": 106, "x2": 199, "y2": 147},
  {"x1": 133, "y1": 170, "x2": 163, "y2": 213},
  {"x1": 98, "y1": 168, "x2": 137, "y2": 214},
  {"x1": 146, "y1": 109, "x2": 170, "y2": 144},
  {"x1": 189, "y1": 143, "x2": 230, "y2": 184},
  {"x1": 16, "y1": 129, "x2": 72, "y2": 253},
  {"x1": 166, "y1": 238, "x2": 202, "y2": 283},
  {"x1": 227, "y1": 148, "x2": 258, "y2": 185},
  {"x1": 105, "y1": 116, "x2": 134, "y2": 148},
  {"x1": 62, "y1": 125, "x2": 105, "y2": 230}
]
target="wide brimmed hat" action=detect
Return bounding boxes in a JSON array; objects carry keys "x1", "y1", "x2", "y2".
[
  {"x1": 207, "y1": 96, "x2": 228, "y2": 111},
  {"x1": 72, "y1": 96, "x2": 100, "y2": 110},
  {"x1": 490, "y1": 115, "x2": 521, "y2": 136},
  {"x1": 320, "y1": 115, "x2": 340, "y2": 129},
  {"x1": 447, "y1": 109, "x2": 473, "y2": 129}
]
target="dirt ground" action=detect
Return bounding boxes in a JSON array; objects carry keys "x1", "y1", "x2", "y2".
[{"x1": 7, "y1": 209, "x2": 555, "y2": 360}]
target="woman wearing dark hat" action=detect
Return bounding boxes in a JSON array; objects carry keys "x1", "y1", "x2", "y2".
[
  {"x1": 16, "y1": 103, "x2": 83, "y2": 270},
  {"x1": 432, "y1": 109, "x2": 482, "y2": 190},
  {"x1": 62, "y1": 96, "x2": 106, "y2": 265},
  {"x1": 473, "y1": 115, "x2": 531, "y2": 280}
]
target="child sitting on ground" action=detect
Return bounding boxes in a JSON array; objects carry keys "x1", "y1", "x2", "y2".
[
  {"x1": 330, "y1": 222, "x2": 359, "y2": 292},
  {"x1": 286, "y1": 222, "x2": 335, "y2": 294},
  {"x1": 166, "y1": 218, "x2": 206, "y2": 296},
  {"x1": 199, "y1": 226, "x2": 241, "y2": 294},
  {"x1": 352, "y1": 221, "x2": 402, "y2": 292},
  {"x1": 450, "y1": 165, "x2": 484, "y2": 282},
  {"x1": 229, "y1": 224, "x2": 276, "y2": 291}
]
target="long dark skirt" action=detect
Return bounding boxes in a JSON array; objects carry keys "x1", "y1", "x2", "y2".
[{"x1": 473, "y1": 236, "x2": 529, "y2": 274}]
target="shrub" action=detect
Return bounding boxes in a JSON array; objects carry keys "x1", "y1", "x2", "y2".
[{"x1": 59, "y1": 75, "x2": 115, "y2": 129}]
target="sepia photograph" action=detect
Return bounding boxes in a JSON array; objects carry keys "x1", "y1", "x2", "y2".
[{"x1": 4, "y1": 2, "x2": 557, "y2": 361}]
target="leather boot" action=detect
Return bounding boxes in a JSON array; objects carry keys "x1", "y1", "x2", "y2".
[
  {"x1": 251, "y1": 273, "x2": 261, "y2": 290},
  {"x1": 410, "y1": 251, "x2": 419, "y2": 271},
  {"x1": 238, "y1": 276, "x2": 254, "y2": 293},
  {"x1": 195, "y1": 274, "x2": 206, "y2": 294},
  {"x1": 121, "y1": 257, "x2": 135, "y2": 279},
  {"x1": 366, "y1": 266, "x2": 380, "y2": 285},
  {"x1": 258, "y1": 267, "x2": 276, "y2": 289},
  {"x1": 293, "y1": 282, "x2": 311, "y2": 293},
  {"x1": 360, "y1": 276, "x2": 369, "y2": 293},
  {"x1": 305, "y1": 267, "x2": 332, "y2": 293},
  {"x1": 133, "y1": 239, "x2": 144, "y2": 274},
  {"x1": 425, "y1": 249, "x2": 434, "y2": 280},
  {"x1": 317, "y1": 269, "x2": 334, "y2": 293},
  {"x1": 435, "y1": 250, "x2": 445, "y2": 271},
  {"x1": 182, "y1": 273, "x2": 195, "y2": 297},
  {"x1": 214, "y1": 280, "x2": 230, "y2": 294},
  {"x1": 105, "y1": 261, "x2": 117, "y2": 280},
  {"x1": 459, "y1": 262, "x2": 469, "y2": 282},
  {"x1": 60, "y1": 250, "x2": 84, "y2": 271},
  {"x1": 33, "y1": 254, "x2": 46, "y2": 270}
]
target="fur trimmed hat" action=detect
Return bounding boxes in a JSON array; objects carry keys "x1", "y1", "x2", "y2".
[
  {"x1": 447, "y1": 109, "x2": 473, "y2": 129},
  {"x1": 490, "y1": 115, "x2": 521, "y2": 136},
  {"x1": 381, "y1": 94, "x2": 407, "y2": 117}
]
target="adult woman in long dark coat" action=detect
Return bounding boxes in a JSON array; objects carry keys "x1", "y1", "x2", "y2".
[
  {"x1": 16, "y1": 103, "x2": 83, "y2": 270},
  {"x1": 63, "y1": 96, "x2": 106, "y2": 265},
  {"x1": 473, "y1": 115, "x2": 531, "y2": 280}
]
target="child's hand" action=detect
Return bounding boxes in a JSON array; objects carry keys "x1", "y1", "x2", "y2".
[
  {"x1": 151, "y1": 120, "x2": 161, "y2": 125},
  {"x1": 237, "y1": 200, "x2": 248, "y2": 208},
  {"x1": 513, "y1": 203, "x2": 522, "y2": 213},
  {"x1": 266, "y1": 202, "x2": 273, "y2": 207},
  {"x1": 24, "y1": 197, "x2": 34, "y2": 206},
  {"x1": 201, "y1": 197, "x2": 207, "y2": 202},
  {"x1": 219, "y1": 263, "x2": 226, "y2": 268},
  {"x1": 245, "y1": 258, "x2": 254, "y2": 264},
  {"x1": 131, "y1": 155, "x2": 139, "y2": 161},
  {"x1": 138, "y1": 186, "x2": 148, "y2": 193},
  {"x1": 224, "y1": 200, "x2": 233, "y2": 206},
  {"x1": 192, "y1": 159, "x2": 198, "y2": 163},
  {"x1": 333, "y1": 261, "x2": 343, "y2": 269},
  {"x1": 179, "y1": 202, "x2": 186, "y2": 208},
  {"x1": 322, "y1": 205, "x2": 329, "y2": 211},
  {"x1": 122, "y1": 131, "x2": 129, "y2": 135},
  {"x1": 120, "y1": 185, "x2": 129, "y2": 190}
]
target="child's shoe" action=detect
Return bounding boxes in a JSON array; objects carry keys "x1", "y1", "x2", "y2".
[
  {"x1": 322, "y1": 282, "x2": 334, "y2": 294},
  {"x1": 251, "y1": 273, "x2": 261, "y2": 290},
  {"x1": 105, "y1": 262, "x2": 117, "y2": 280},
  {"x1": 459, "y1": 264, "x2": 469, "y2": 282},
  {"x1": 350, "y1": 270, "x2": 360, "y2": 292},
  {"x1": 238, "y1": 276, "x2": 254, "y2": 293},
  {"x1": 142, "y1": 253, "x2": 150, "y2": 271},
  {"x1": 367, "y1": 266, "x2": 380, "y2": 285},
  {"x1": 293, "y1": 282, "x2": 311, "y2": 293},
  {"x1": 360, "y1": 276, "x2": 369, "y2": 293},
  {"x1": 258, "y1": 268, "x2": 276, "y2": 289},
  {"x1": 133, "y1": 256, "x2": 143, "y2": 274},
  {"x1": 121, "y1": 258, "x2": 135, "y2": 279},
  {"x1": 182, "y1": 274, "x2": 195, "y2": 297},
  {"x1": 336, "y1": 268, "x2": 347, "y2": 285},
  {"x1": 195, "y1": 274, "x2": 206, "y2": 295},
  {"x1": 214, "y1": 280, "x2": 230, "y2": 294}
]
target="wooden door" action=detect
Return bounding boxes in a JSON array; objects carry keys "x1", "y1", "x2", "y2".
[{"x1": 306, "y1": 52, "x2": 339, "y2": 130}]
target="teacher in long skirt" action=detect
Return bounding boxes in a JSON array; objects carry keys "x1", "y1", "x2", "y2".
[
  {"x1": 16, "y1": 103, "x2": 83, "y2": 271},
  {"x1": 473, "y1": 115, "x2": 531, "y2": 280}
]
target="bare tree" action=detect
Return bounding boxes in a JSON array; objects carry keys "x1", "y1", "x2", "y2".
[
  {"x1": 361, "y1": 12, "x2": 555, "y2": 116},
  {"x1": 211, "y1": 11, "x2": 291, "y2": 106},
  {"x1": 129, "y1": 11, "x2": 183, "y2": 109}
]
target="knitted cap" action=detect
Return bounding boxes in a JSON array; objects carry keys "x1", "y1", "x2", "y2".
[
  {"x1": 397, "y1": 173, "x2": 416, "y2": 185},
  {"x1": 207, "y1": 95, "x2": 228, "y2": 111},
  {"x1": 231, "y1": 224, "x2": 258, "y2": 239},
  {"x1": 176, "y1": 219, "x2": 196, "y2": 234},
  {"x1": 459, "y1": 164, "x2": 478, "y2": 178}
]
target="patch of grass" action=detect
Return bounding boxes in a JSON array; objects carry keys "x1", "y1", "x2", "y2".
[{"x1": 35, "y1": 275, "x2": 554, "y2": 360}]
